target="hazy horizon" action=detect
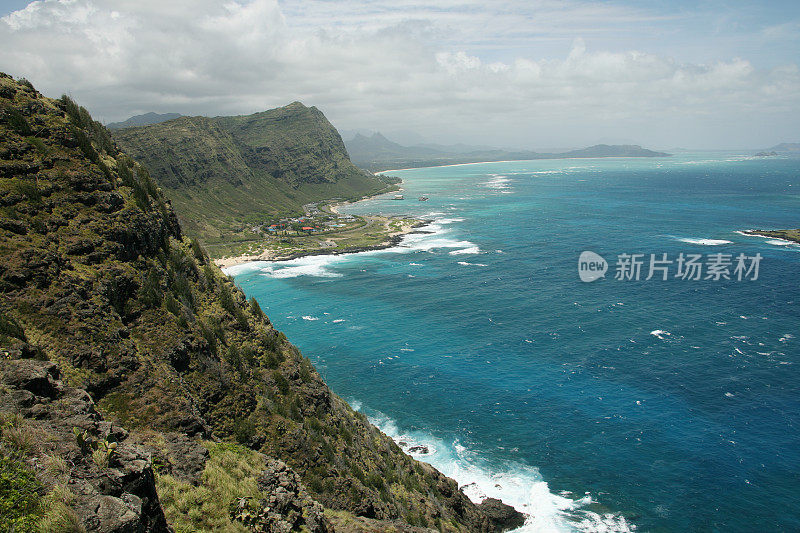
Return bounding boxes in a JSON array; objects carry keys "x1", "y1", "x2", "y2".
[{"x1": 1, "y1": 0, "x2": 798, "y2": 150}]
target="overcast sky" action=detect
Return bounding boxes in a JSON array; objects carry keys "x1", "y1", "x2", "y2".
[{"x1": 1, "y1": 0, "x2": 798, "y2": 149}]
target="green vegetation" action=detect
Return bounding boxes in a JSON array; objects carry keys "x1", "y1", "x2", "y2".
[
  {"x1": 0, "y1": 413, "x2": 85, "y2": 533},
  {"x1": 156, "y1": 442, "x2": 262, "y2": 532},
  {"x1": 0, "y1": 74, "x2": 503, "y2": 532},
  {"x1": 743, "y1": 228, "x2": 800, "y2": 244},
  {"x1": 112, "y1": 102, "x2": 395, "y2": 254}
]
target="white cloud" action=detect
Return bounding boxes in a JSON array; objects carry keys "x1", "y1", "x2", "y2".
[{"x1": 1, "y1": 0, "x2": 798, "y2": 148}]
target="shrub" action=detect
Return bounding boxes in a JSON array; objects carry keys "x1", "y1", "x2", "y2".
[
  {"x1": 233, "y1": 417, "x2": 255, "y2": 445},
  {"x1": 272, "y1": 371, "x2": 289, "y2": 395},
  {"x1": 190, "y1": 238, "x2": 206, "y2": 264},
  {"x1": 139, "y1": 268, "x2": 162, "y2": 307},
  {"x1": 199, "y1": 319, "x2": 218, "y2": 354},
  {"x1": 248, "y1": 297, "x2": 264, "y2": 321},
  {"x1": 2, "y1": 105, "x2": 33, "y2": 136},
  {"x1": 164, "y1": 293, "x2": 182, "y2": 318},
  {"x1": 0, "y1": 313, "x2": 26, "y2": 343}
]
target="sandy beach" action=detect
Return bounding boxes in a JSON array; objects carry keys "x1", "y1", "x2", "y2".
[{"x1": 214, "y1": 214, "x2": 424, "y2": 269}]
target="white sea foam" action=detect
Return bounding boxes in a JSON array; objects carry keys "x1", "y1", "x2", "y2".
[
  {"x1": 650, "y1": 330, "x2": 671, "y2": 340},
  {"x1": 258, "y1": 255, "x2": 346, "y2": 278},
  {"x1": 221, "y1": 261, "x2": 270, "y2": 276},
  {"x1": 358, "y1": 405, "x2": 635, "y2": 533},
  {"x1": 302, "y1": 316, "x2": 319, "y2": 321},
  {"x1": 458, "y1": 261, "x2": 488, "y2": 267},
  {"x1": 449, "y1": 246, "x2": 482, "y2": 255},
  {"x1": 400, "y1": 224, "x2": 478, "y2": 255},
  {"x1": 332, "y1": 319, "x2": 346, "y2": 323},
  {"x1": 674, "y1": 238, "x2": 733, "y2": 246}
]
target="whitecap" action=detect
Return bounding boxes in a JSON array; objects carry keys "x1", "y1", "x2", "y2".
[
  {"x1": 450, "y1": 246, "x2": 482, "y2": 255},
  {"x1": 302, "y1": 316, "x2": 319, "y2": 321},
  {"x1": 458, "y1": 261, "x2": 488, "y2": 266},
  {"x1": 355, "y1": 403, "x2": 635, "y2": 533},
  {"x1": 259, "y1": 255, "x2": 346, "y2": 279},
  {"x1": 674, "y1": 237, "x2": 733, "y2": 246},
  {"x1": 332, "y1": 319, "x2": 346, "y2": 323},
  {"x1": 650, "y1": 330, "x2": 671, "y2": 340},
  {"x1": 221, "y1": 261, "x2": 270, "y2": 276}
]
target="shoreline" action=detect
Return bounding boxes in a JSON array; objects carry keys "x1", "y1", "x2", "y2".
[
  {"x1": 215, "y1": 182, "x2": 433, "y2": 269},
  {"x1": 374, "y1": 154, "x2": 675, "y2": 174},
  {"x1": 216, "y1": 218, "x2": 428, "y2": 269},
  {"x1": 738, "y1": 229, "x2": 800, "y2": 245}
]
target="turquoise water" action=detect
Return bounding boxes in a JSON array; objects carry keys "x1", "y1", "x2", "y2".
[{"x1": 228, "y1": 153, "x2": 800, "y2": 532}]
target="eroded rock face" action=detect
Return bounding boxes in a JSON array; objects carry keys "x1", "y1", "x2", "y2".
[
  {"x1": 0, "y1": 354, "x2": 170, "y2": 532},
  {"x1": 476, "y1": 498, "x2": 527, "y2": 532}
]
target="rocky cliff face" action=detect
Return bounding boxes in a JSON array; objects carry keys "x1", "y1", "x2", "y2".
[
  {"x1": 1, "y1": 353, "x2": 169, "y2": 532},
  {"x1": 111, "y1": 102, "x2": 390, "y2": 244},
  {"x1": 0, "y1": 74, "x2": 524, "y2": 531}
]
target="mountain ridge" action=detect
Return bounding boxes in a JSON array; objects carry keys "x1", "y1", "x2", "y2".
[
  {"x1": 345, "y1": 132, "x2": 671, "y2": 171},
  {"x1": 0, "y1": 74, "x2": 523, "y2": 532},
  {"x1": 107, "y1": 111, "x2": 183, "y2": 129},
  {"x1": 112, "y1": 103, "x2": 394, "y2": 247}
]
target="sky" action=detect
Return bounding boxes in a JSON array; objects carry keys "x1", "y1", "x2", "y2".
[{"x1": 1, "y1": 0, "x2": 798, "y2": 149}]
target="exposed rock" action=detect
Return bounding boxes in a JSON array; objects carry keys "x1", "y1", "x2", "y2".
[
  {"x1": 130, "y1": 431, "x2": 209, "y2": 485},
  {"x1": 0, "y1": 74, "x2": 522, "y2": 533},
  {"x1": 0, "y1": 355, "x2": 170, "y2": 532},
  {"x1": 230, "y1": 457, "x2": 333, "y2": 533},
  {"x1": 477, "y1": 498, "x2": 527, "y2": 532}
]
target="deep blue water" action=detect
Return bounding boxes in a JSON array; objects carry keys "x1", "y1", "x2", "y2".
[{"x1": 228, "y1": 153, "x2": 800, "y2": 532}]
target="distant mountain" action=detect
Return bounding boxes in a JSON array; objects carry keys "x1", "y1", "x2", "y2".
[
  {"x1": 561, "y1": 144, "x2": 670, "y2": 158},
  {"x1": 112, "y1": 103, "x2": 392, "y2": 243},
  {"x1": 770, "y1": 143, "x2": 800, "y2": 152},
  {"x1": 345, "y1": 133, "x2": 671, "y2": 171},
  {"x1": 0, "y1": 74, "x2": 518, "y2": 532},
  {"x1": 107, "y1": 111, "x2": 182, "y2": 129}
]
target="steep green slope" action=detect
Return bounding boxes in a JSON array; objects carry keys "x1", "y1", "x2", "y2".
[
  {"x1": 112, "y1": 103, "x2": 392, "y2": 248},
  {"x1": 0, "y1": 75, "x2": 521, "y2": 531}
]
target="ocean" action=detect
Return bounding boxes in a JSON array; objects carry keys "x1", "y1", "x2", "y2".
[{"x1": 226, "y1": 152, "x2": 800, "y2": 532}]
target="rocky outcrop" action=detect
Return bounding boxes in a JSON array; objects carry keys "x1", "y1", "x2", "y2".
[
  {"x1": 0, "y1": 74, "x2": 524, "y2": 532},
  {"x1": 0, "y1": 351, "x2": 169, "y2": 532},
  {"x1": 476, "y1": 499, "x2": 527, "y2": 532},
  {"x1": 231, "y1": 457, "x2": 332, "y2": 533}
]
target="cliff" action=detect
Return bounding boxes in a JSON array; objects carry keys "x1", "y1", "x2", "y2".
[
  {"x1": 0, "y1": 74, "x2": 523, "y2": 531},
  {"x1": 112, "y1": 103, "x2": 392, "y2": 246}
]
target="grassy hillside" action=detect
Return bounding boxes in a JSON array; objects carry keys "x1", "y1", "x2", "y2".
[
  {"x1": 113, "y1": 103, "x2": 393, "y2": 249},
  {"x1": 0, "y1": 74, "x2": 521, "y2": 531}
]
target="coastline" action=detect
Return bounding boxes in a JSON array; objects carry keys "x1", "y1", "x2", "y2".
[
  {"x1": 215, "y1": 183, "x2": 430, "y2": 269},
  {"x1": 215, "y1": 218, "x2": 428, "y2": 269},
  {"x1": 374, "y1": 154, "x2": 675, "y2": 174},
  {"x1": 738, "y1": 228, "x2": 800, "y2": 245}
]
